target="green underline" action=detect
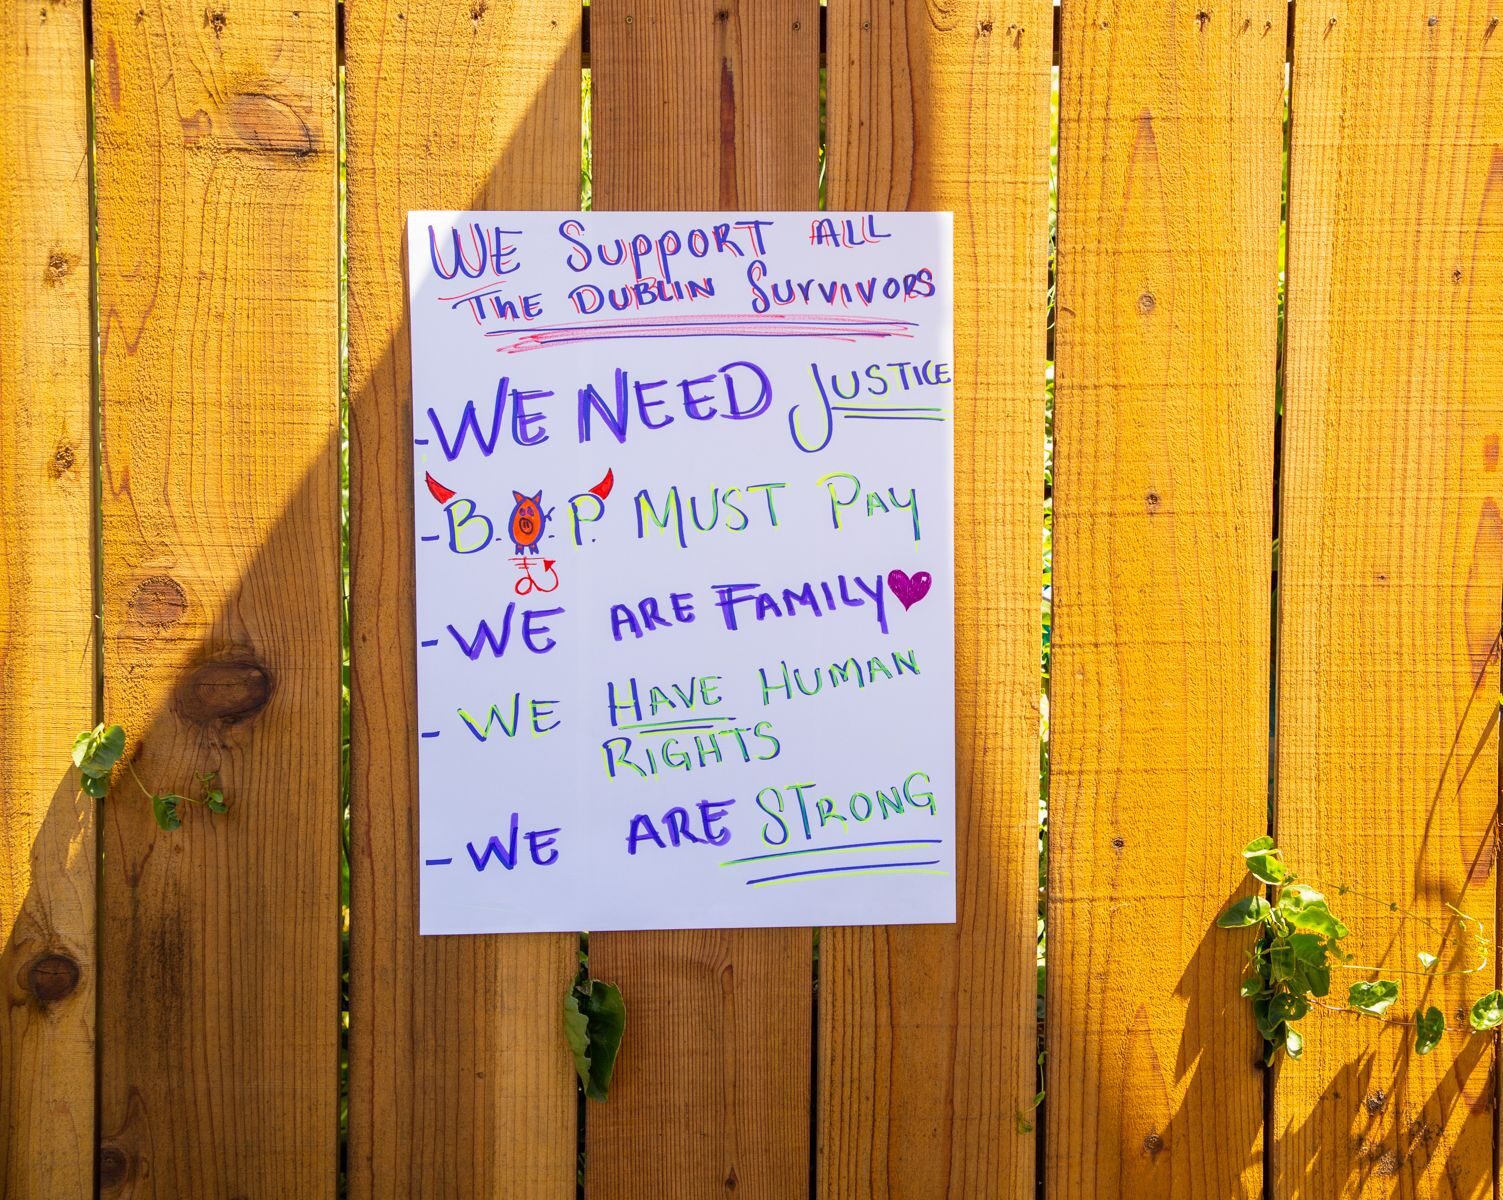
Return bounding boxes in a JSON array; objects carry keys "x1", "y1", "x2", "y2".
[
  {"x1": 721, "y1": 840, "x2": 939, "y2": 866},
  {"x1": 749, "y1": 868, "x2": 950, "y2": 888}
]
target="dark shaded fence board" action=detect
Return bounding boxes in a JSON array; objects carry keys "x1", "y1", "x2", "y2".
[
  {"x1": 815, "y1": 3, "x2": 1050, "y2": 1197},
  {"x1": 1046, "y1": 2, "x2": 1285, "y2": 1196},
  {"x1": 92, "y1": 0, "x2": 343, "y2": 1194},
  {"x1": 0, "y1": 3, "x2": 95, "y2": 1197},
  {"x1": 344, "y1": 2, "x2": 583, "y2": 1197},
  {"x1": 585, "y1": 2, "x2": 819, "y2": 1197},
  {"x1": 1274, "y1": 5, "x2": 1503, "y2": 1196}
]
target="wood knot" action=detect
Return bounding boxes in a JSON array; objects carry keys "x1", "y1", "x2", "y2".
[
  {"x1": 128, "y1": 575, "x2": 188, "y2": 629},
  {"x1": 1143, "y1": 1131, "x2": 1165, "y2": 1156},
  {"x1": 469, "y1": 0, "x2": 484, "y2": 20},
  {"x1": 724, "y1": 1164, "x2": 738, "y2": 1191},
  {"x1": 1365, "y1": 1089, "x2": 1387, "y2": 1114},
  {"x1": 98, "y1": 1144, "x2": 131, "y2": 1189},
  {"x1": 1138, "y1": 291, "x2": 1156, "y2": 314},
  {"x1": 26, "y1": 953, "x2": 81, "y2": 1003},
  {"x1": 51, "y1": 441, "x2": 76, "y2": 477},
  {"x1": 225, "y1": 92, "x2": 317, "y2": 158},
  {"x1": 1196, "y1": 9, "x2": 1211, "y2": 29},
  {"x1": 1145, "y1": 492, "x2": 1161, "y2": 511},
  {"x1": 1111, "y1": 836, "x2": 1125, "y2": 850},
  {"x1": 978, "y1": 19, "x2": 993, "y2": 34},
  {"x1": 44, "y1": 250, "x2": 76, "y2": 285},
  {"x1": 714, "y1": 7, "x2": 728, "y2": 20},
  {"x1": 1452, "y1": 267, "x2": 1464, "y2": 283},
  {"x1": 1427, "y1": 14, "x2": 1438, "y2": 25},
  {"x1": 175, "y1": 654, "x2": 273, "y2": 725},
  {"x1": 204, "y1": 5, "x2": 225, "y2": 32},
  {"x1": 790, "y1": 18, "x2": 800, "y2": 30}
]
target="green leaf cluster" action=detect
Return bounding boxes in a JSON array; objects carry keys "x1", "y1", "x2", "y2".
[
  {"x1": 1218, "y1": 837, "x2": 1359, "y2": 1063},
  {"x1": 72, "y1": 724, "x2": 125, "y2": 798},
  {"x1": 71, "y1": 724, "x2": 232, "y2": 831},
  {"x1": 1221, "y1": 837, "x2": 1503, "y2": 1061},
  {"x1": 563, "y1": 977, "x2": 626, "y2": 1102}
]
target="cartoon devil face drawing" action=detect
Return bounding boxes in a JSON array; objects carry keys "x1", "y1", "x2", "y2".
[{"x1": 509, "y1": 490, "x2": 547, "y2": 555}]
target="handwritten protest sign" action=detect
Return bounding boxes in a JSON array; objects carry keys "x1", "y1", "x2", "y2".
[{"x1": 407, "y1": 211, "x2": 955, "y2": 934}]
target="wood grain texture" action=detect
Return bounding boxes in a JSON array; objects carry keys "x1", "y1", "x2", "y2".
[
  {"x1": 816, "y1": 3, "x2": 1050, "y2": 1197},
  {"x1": 1275, "y1": 5, "x2": 1503, "y2": 1198},
  {"x1": 1046, "y1": 2, "x2": 1285, "y2": 1197},
  {"x1": 0, "y1": 1, "x2": 95, "y2": 1195},
  {"x1": 586, "y1": 2, "x2": 818, "y2": 1197},
  {"x1": 344, "y1": 3, "x2": 581, "y2": 1197},
  {"x1": 92, "y1": 0, "x2": 342, "y2": 1194}
]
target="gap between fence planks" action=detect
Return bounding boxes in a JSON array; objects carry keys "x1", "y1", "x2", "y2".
[
  {"x1": 0, "y1": 3, "x2": 94, "y2": 1197},
  {"x1": 91, "y1": 0, "x2": 343, "y2": 1194},
  {"x1": 582, "y1": 3, "x2": 819, "y2": 1198},
  {"x1": 815, "y1": 3, "x2": 1050, "y2": 1197},
  {"x1": 1274, "y1": 5, "x2": 1503, "y2": 1196},
  {"x1": 1046, "y1": 2, "x2": 1285, "y2": 1197},
  {"x1": 345, "y1": 2, "x2": 582, "y2": 1198}
]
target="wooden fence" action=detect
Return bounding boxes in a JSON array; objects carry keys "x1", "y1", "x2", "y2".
[{"x1": 1, "y1": 0, "x2": 1500, "y2": 1196}]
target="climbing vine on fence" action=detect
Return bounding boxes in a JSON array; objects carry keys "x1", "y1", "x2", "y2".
[
  {"x1": 73, "y1": 722, "x2": 232, "y2": 830},
  {"x1": 1219, "y1": 836, "x2": 1499, "y2": 1063}
]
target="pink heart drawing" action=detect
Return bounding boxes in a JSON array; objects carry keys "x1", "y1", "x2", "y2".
[{"x1": 887, "y1": 569, "x2": 932, "y2": 611}]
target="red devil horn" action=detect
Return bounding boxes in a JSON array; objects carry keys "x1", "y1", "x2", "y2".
[
  {"x1": 425, "y1": 473, "x2": 456, "y2": 504},
  {"x1": 589, "y1": 468, "x2": 614, "y2": 500}
]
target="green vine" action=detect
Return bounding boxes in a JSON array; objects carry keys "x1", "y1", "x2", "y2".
[
  {"x1": 1220, "y1": 836, "x2": 1497, "y2": 1063},
  {"x1": 72, "y1": 722, "x2": 232, "y2": 830}
]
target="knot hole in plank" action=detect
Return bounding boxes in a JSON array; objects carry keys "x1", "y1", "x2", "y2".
[
  {"x1": 174, "y1": 652, "x2": 274, "y2": 727},
  {"x1": 24, "y1": 952, "x2": 81, "y2": 1004}
]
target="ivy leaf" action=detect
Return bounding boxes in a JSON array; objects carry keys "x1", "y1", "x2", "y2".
[
  {"x1": 152, "y1": 793, "x2": 184, "y2": 832},
  {"x1": 1469, "y1": 990, "x2": 1503, "y2": 1032},
  {"x1": 1241, "y1": 836, "x2": 1276, "y2": 857},
  {"x1": 1415, "y1": 1007, "x2": 1445, "y2": 1055},
  {"x1": 1239, "y1": 976, "x2": 1264, "y2": 999},
  {"x1": 1245, "y1": 852, "x2": 1289, "y2": 886},
  {"x1": 1268, "y1": 993, "x2": 1311, "y2": 1025},
  {"x1": 1347, "y1": 980, "x2": 1400, "y2": 1018},
  {"x1": 1417, "y1": 952, "x2": 1438, "y2": 972},
  {"x1": 1263, "y1": 1021, "x2": 1287, "y2": 1066},
  {"x1": 1278, "y1": 885, "x2": 1349, "y2": 940},
  {"x1": 204, "y1": 790, "x2": 228, "y2": 814},
  {"x1": 1218, "y1": 896, "x2": 1272, "y2": 928},
  {"x1": 72, "y1": 724, "x2": 125, "y2": 780},
  {"x1": 1269, "y1": 942, "x2": 1296, "y2": 985},
  {"x1": 81, "y1": 773, "x2": 109, "y2": 798},
  {"x1": 563, "y1": 979, "x2": 626, "y2": 1102},
  {"x1": 1287, "y1": 933, "x2": 1332, "y2": 998},
  {"x1": 1284, "y1": 1025, "x2": 1304, "y2": 1059},
  {"x1": 1252, "y1": 994, "x2": 1279, "y2": 1038}
]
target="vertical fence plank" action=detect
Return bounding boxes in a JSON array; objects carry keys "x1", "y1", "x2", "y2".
[
  {"x1": 0, "y1": 1, "x2": 95, "y2": 1195},
  {"x1": 92, "y1": 0, "x2": 342, "y2": 1194},
  {"x1": 815, "y1": 4, "x2": 1050, "y2": 1197},
  {"x1": 1275, "y1": 5, "x2": 1503, "y2": 1196},
  {"x1": 585, "y1": 2, "x2": 819, "y2": 1196},
  {"x1": 345, "y1": 3, "x2": 582, "y2": 1196},
  {"x1": 1047, "y1": 2, "x2": 1284, "y2": 1196}
]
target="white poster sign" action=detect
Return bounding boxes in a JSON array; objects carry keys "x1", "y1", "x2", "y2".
[{"x1": 407, "y1": 210, "x2": 955, "y2": 934}]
